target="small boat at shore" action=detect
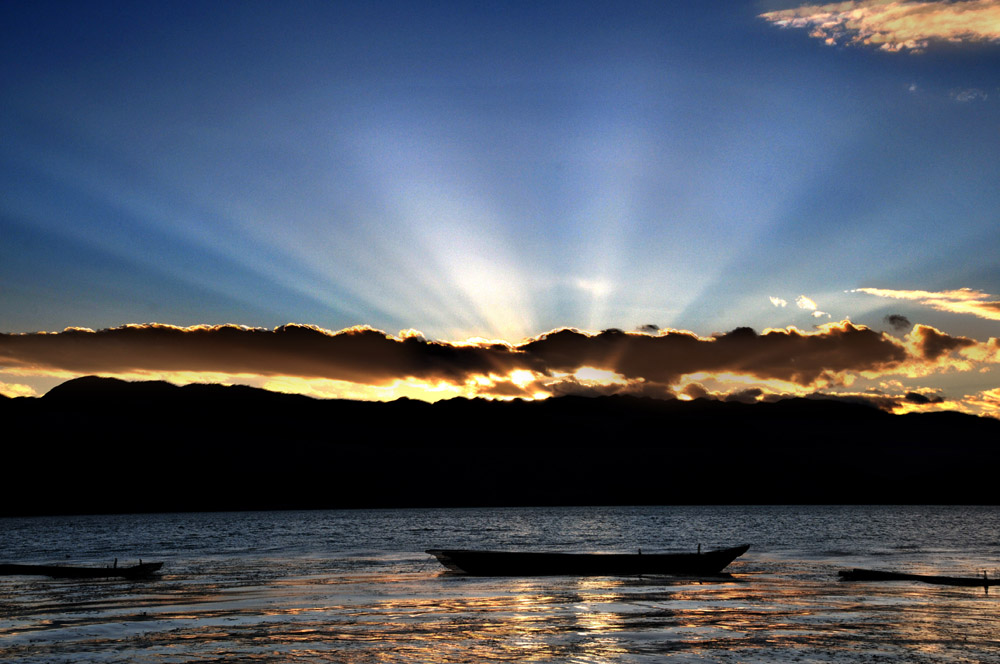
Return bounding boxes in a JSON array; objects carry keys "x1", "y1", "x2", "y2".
[
  {"x1": 426, "y1": 544, "x2": 750, "y2": 576},
  {"x1": 0, "y1": 562, "x2": 163, "y2": 579},
  {"x1": 839, "y1": 568, "x2": 1000, "y2": 587}
]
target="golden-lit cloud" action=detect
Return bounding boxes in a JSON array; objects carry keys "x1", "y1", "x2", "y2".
[
  {"x1": 761, "y1": 0, "x2": 1000, "y2": 52},
  {"x1": 881, "y1": 325, "x2": 1000, "y2": 385},
  {"x1": 2, "y1": 320, "x2": 999, "y2": 414},
  {"x1": 795, "y1": 295, "x2": 831, "y2": 318},
  {"x1": 906, "y1": 324, "x2": 978, "y2": 362},
  {"x1": 852, "y1": 287, "x2": 1000, "y2": 320},
  {"x1": 965, "y1": 386, "x2": 1000, "y2": 418},
  {"x1": 0, "y1": 381, "x2": 38, "y2": 398},
  {"x1": 796, "y1": 295, "x2": 818, "y2": 311}
]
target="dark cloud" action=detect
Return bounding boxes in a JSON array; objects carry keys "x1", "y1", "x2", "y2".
[
  {"x1": 904, "y1": 391, "x2": 944, "y2": 405},
  {"x1": 805, "y1": 391, "x2": 908, "y2": 412},
  {"x1": 680, "y1": 382, "x2": 710, "y2": 400},
  {"x1": 909, "y1": 325, "x2": 977, "y2": 361},
  {"x1": 521, "y1": 322, "x2": 906, "y2": 385},
  {"x1": 0, "y1": 324, "x2": 529, "y2": 385},
  {"x1": 0, "y1": 320, "x2": 913, "y2": 390},
  {"x1": 545, "y1": 378, "x2": 673, "y2": 399},
  {"x1": 723, "y1": 388, "x2": 764, "y2": 404},
  {"x1": 884, "y1": 314, "x2": 911, "y2": 331}
]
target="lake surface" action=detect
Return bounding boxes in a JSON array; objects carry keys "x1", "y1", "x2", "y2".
[{"x1": 2, "y1": 505, "x2": 999, "y2": 662}]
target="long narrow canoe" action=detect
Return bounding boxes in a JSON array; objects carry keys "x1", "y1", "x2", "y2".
[
  {"x1": 839, "y1": 568, "x2": 1000, "y2": 587},
  {"x1": 0, "y1": 562, "x2": 163, "y2": 579},
  {"x1": 426, "y1": 544, "x2": 750, "y2": 576}
]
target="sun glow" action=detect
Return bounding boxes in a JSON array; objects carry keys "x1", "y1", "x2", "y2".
[
  {"x1": 573, "y1": 367, "x2": 628, "y2": 384},
  {"x1": 510, "y1": 370, "x2": 536, "y2": 388}
]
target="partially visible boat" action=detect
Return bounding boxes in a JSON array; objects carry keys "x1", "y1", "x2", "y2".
[
  {"x1": 0, "y1": 562, "x2": 163, "y2": 579},
  {"x1": 839, "y1": 568, "x2": 1000, "y2": 587},
  {"x1": 426, "y1": 544, "x2": 750, "y2": 576}
]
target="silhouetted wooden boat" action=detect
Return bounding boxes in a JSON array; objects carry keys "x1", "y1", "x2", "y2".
[
  {"x1": 839, "y1": 568, "x2": 1000, "y2": 587},
  {"x1": 0, "y1": 562, "x2": 163, "y2": 579},
  {"x1": 426, "y1": 544, "x2": 750, "y2": 576}
]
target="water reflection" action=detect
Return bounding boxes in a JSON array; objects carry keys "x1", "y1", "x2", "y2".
[{"x1": 4, "y1": 566, "x2": 1000, "y2": 662}]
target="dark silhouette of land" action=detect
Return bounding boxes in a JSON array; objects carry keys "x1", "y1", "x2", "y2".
[{"x1": 2, "y1": 376, "x2": 997, "y2": 515}]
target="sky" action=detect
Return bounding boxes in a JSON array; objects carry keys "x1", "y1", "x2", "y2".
[{"x1": 2, "y1": 0, "x2": 1000, "y2": 416}]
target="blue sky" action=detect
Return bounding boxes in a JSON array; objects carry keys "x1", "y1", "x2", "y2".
[{"x1": 3, "y1": 1, "x2": 1000, "y2": 412}]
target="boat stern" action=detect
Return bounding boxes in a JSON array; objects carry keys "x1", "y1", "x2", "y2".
[{"x1": 425, "y1": 549, "x2": 467, "y2": 573}]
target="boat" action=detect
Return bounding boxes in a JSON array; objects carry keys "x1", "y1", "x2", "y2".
[
  {"x1": 425, "y1": 544, "x2": 750, "y2": 576},
  {"x1": 838, "y1": 568, "x2": 1000, "y2": 587},
  {"x1": 0, "y1": 561, "x2": 163, "y2": 579}
]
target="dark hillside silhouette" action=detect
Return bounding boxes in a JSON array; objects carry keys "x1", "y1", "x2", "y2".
[{"x1": 3, "y1": 376, "x2": 998, "y2": 515}]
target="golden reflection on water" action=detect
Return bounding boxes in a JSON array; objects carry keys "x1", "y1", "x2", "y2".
[{"x1": 4, "y1": 570, "x2": 1000, "y2": 662}]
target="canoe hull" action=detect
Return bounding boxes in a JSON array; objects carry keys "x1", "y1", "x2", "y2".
[
  {"x1": 839, "y1": 568, "x2": 1000, "y2": 587},
  {"x1": 426, "y1": 544, "x2": 750, "y2": 576},
  {"x1": 0, "y1": 562, "x2": 163, "y2": 579}
]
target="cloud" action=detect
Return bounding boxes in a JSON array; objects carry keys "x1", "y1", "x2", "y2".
[
  {"x1": 0, "y1": 381, "x2": 38, "y2": 398},
  {"x1": 678, "y1": 381, "x2": 787, "y2": 404},
  {"x1": 884, "y1": 314, "x2": 912, "y2": 330},
  {"x1": 0, "y1": 320, "x2": 912, "y2": 393},
  {"x1": 951, "y1": 87, "x2": 989, "y2": 102},
  {"x1": 796, "y1": 295, "x2": 831, "y2": 318},
  {"x1": 0, "y1": 324, "x2": 541, "y2": 386},
  {"x1": 889, "y1": 324, "x2": 999, "y2": 378},
  {"x1": 760, "y1": 0, "x2": 1000, "y2": 52},
  {"x1": 680, "y1": 381, "x2": 711, "y2": 400},
  {"x1": 966, "y1": 387, "x2": 1000, "y2": 418},
  {"x1": 676, "y1": 380, "x2": 952, "y2": 413},
  {"x1": 806, "y1": 388, "x2": 950, "y2": 414},
  {"x1": 904, "y1": 390, "x2": 944, "y2": 404},
  {"x1": 519, "y1": 322, "x2": 911, "y2": 386},
  {"x1": 769, "y1": 294, "x2": 829, "y2": 316},
  {"x1": 723, "y1": 387, "x2": 766, "y2": 404},
  {"x1": 3, "y1": 321, "x2": 998, "y2": 415},
  {"x1": 906, "y1": 324, "x2": 978, "y2": 361},
  {"x1": 4, "y1": 320, "x2": 1000, "y2": 419},
  {"x1": 852, "y1": 287, "x2": 1000, "y2": 321},
  {"x1": 796, "y1": 295, "x2": 818, "y2": 311}
]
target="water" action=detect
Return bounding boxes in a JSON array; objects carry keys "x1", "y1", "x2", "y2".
[{"x1": 2, "y1": 506, "x2": 999, "y2": 662}]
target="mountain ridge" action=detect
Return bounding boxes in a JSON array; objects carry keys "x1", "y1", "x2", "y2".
[{"x1": 3, "y1": 376, "x2": 996, "y2": 515}]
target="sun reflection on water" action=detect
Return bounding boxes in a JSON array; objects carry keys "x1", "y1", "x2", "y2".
[{"x1": 4, "y1": 565, "x2": 1000, "y2": 662}]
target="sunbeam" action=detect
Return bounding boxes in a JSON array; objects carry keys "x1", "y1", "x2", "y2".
[{"x1": 2, "y1": 1, "x2": 999, "y2": 415}]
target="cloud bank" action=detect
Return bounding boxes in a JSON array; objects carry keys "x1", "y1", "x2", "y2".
[
  {"x1": 0, "y1": 321, "x2": 906, "y2": 388},
  {"x1": 3, "y1": 320, "x2": 998, "y2": 416},
  {"x1": 761, "y1": 0, "x2": 1000, "y2": 52}
]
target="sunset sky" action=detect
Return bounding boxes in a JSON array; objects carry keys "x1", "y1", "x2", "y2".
[{"x1": 3, "y1": 1, "x2": 1000, "y2": 416}]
